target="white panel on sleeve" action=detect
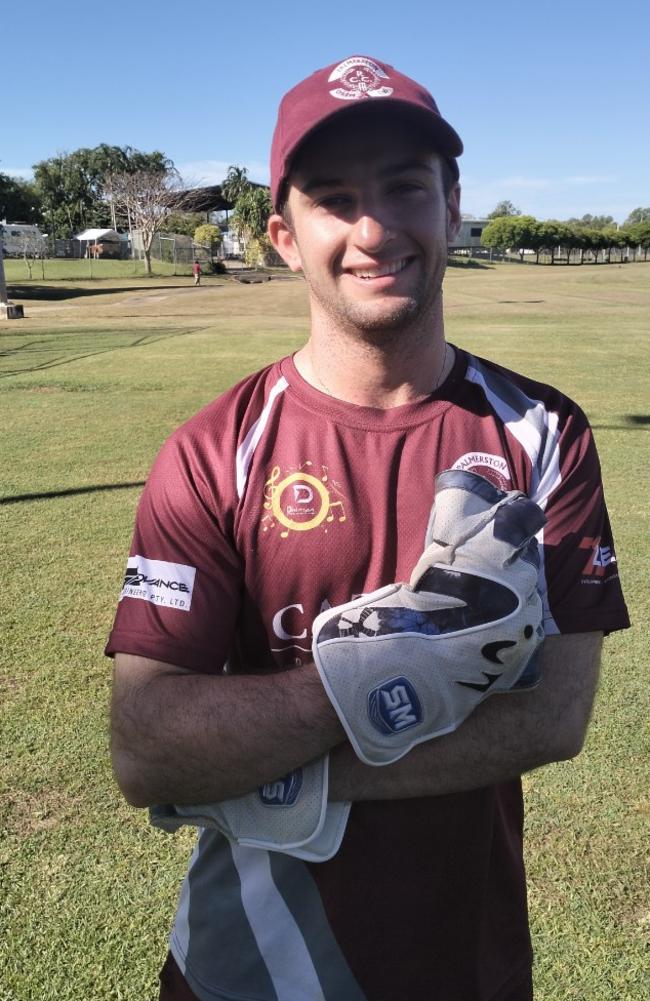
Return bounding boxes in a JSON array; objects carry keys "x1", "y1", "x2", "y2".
[
  {"x1": 236, "y1": 376, "x2": 289, "y2": 498},
  {"x1": 466, "y1": 359, "x2": 562, "y2": 634}
]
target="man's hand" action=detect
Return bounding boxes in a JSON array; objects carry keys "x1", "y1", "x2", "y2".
[
  {"x1": 312, "y1": 470, "x2": 546, "y2": 766},
  {"x1": 327, "y1": 632, "x2": 603, "y2": 802},
  {"x1": 149, "y1": 756, "x2": 352, "y2": 861}
]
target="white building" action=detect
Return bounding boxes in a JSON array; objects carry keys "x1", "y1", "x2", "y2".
[
  {"x1": 448, "y1": 218, "x2": 489, "y2": 250},
  {"x1": 0, "y1": 221, "x2": 47, "y2": 257}
]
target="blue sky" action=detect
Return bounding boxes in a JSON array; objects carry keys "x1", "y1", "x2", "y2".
[{"x1": 2, "y1": 0, "x2": 648, "y2": 222}]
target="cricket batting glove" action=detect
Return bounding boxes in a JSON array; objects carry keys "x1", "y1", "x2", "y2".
[
  {"x1": 149, "y1": 755, "x2": 351, "y2": 861},
  {"x1": 312, "y1": 469, "x2": 546, "y2": 766}
]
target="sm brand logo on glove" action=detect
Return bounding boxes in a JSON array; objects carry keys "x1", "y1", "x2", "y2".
[
  {"x1": 259, "y1": 769, "x2": 303, "y2": 807},
  {"x1": 368, "y1": 677, "x2": 423, "y2": 735}
]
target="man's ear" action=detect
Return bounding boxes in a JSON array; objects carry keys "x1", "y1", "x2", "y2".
[
  {"x1": 268, "y1": 214, "x2": 303, "y2": 272},
  {"x1": 446, "y1": 184, "x2": 462, "y2": 243}
]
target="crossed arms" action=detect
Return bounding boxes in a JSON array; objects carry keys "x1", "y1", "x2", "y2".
[{"x1": 111, "y1": 631, "x2": 602, "y2": 809}]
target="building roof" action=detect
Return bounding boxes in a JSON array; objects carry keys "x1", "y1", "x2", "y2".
[
  {"x1": 171, "y1": 181, "x2": 268, "y2": 213},
  {"x1": 74, "y1": 228, "x2": 121, "y2": 241},
  {"x1": 170, "y1": 185, "x2": 234, "y2": 213}
]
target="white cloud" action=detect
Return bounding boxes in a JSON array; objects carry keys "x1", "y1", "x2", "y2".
[
  {"x1": 564, "y1": 174, "x2": 615, "y2": 185},
  {"x1": 498, "y1": 176, "x2": 554, "y2": 190},
  {"x1": 177, "y1": 159, "x2": 269, "y2": 188}
]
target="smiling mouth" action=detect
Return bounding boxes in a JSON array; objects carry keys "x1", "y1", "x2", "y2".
[{"x1": 348, "y1": 258, "x2": 412, "y2": 280}]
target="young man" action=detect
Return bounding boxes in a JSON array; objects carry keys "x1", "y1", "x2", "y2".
[
  {"x1": 192, "y1": 259, "x2": 202, "y2": 285},
  {"x1": 108, "y1": 56, "x2": 629, "y2": 1001}
]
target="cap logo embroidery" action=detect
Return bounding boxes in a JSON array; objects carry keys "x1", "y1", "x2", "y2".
[{"x1": 328, "y1": 57, "x2": 393, "y2": 101}]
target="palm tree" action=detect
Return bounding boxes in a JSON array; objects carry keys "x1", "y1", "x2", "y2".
[{"x1": 221, "y1": 165, "x2": 251, "y2": 205}]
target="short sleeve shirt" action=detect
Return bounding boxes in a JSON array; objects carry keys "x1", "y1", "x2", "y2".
[{"x1": 106, "y1": 347, "x2": 628, "y2": 1001}]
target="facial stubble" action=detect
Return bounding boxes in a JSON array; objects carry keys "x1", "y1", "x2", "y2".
[{"x1": 301, "y1": 252, "x2": 448, "y2": 348}]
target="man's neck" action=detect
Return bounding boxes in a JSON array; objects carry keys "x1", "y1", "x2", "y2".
[{"x1": 295, "y1": 318, "x2": 452, "y2": 410}]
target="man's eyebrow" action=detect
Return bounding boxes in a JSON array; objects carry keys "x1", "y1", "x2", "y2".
[
  {"x1": 300, "y1": 176, "x2": 344, "y2": 195},
  {"x1": 381, "y1": 159, "x2": 437, "y2": 177},
  {"x1": 299, "y1": 159, "x2": 436, "y2": 194}
]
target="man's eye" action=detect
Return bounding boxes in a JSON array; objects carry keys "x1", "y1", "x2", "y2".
[
  {"x1": 391, "y1": 182, "x2": 423, "y2": 195},
  {"x1": 316, "y1": 194, "x2": 352, "y2": 210}
]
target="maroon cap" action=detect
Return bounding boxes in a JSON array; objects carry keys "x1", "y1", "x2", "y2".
[{"x1": 270, "y1": 55, "x2": 463, "y2": 210}]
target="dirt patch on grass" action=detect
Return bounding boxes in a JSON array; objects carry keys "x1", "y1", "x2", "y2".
[{"x1": 1, "y1": 788, "x2": 82, "y2": 837}]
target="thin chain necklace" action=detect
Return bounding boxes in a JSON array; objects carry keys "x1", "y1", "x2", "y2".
[{"x1": 314, "y1": 342, "x2": 451, "y2": 401}]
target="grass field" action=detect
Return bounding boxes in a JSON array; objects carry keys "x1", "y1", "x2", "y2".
[
  {"x1": 2, "y1": 257, "x2": 199, "y2": 283},
  {"x1": 1, "y1": 263, "x2": 648, "y2": 1000}
]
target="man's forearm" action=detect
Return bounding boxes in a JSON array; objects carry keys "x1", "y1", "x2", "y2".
[
  {"x1": 111, "y1": 654, "x2": 345, "y2": 807},
  {"x1": 113, "y1": 633, "x2": 601, "y2": 809},
  {"x1": 328, "y1": 689, "x2": 550, "y2": 800},
  {"x1": 328, "y1": 633, "x2": 603, "y2": 801}
]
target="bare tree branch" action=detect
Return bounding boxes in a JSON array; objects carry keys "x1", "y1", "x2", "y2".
[{"x1": 105, "y1": 168, "x2": 181, "y2": 275}]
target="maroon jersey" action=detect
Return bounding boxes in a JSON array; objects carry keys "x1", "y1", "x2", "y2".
[{"x1": 107, "y1": 347, "x2": 628, "y2": 1001}]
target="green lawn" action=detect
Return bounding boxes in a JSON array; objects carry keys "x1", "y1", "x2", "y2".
[
  {"x1": 1, "y1": 264, "x2": 648, "y2": 1000},
  {"x1": 3, "y1": 257, "x2": 198, "y2": 282}
]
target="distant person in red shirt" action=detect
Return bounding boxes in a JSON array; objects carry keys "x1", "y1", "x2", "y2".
[
  {"x1": 192, "y1": 259, "x2": 201, "y2": 285},
  {"x1": 108, "y1": 55, "x2": 629, "y2": 1001}
]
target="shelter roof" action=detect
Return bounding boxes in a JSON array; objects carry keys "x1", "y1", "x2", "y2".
[
  {"x1": 170, "y1": 185, "x2": 234, "y2": 213},
  {"x1": 170, "y1": 181, "x2": 268, "y2": 213},
  {"x1": 74, "y1": 228, "x2": 121, "y2": 241}
]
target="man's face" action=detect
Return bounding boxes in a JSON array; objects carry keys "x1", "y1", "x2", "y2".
[{"x1": 270, "y1": 107, "x2": 461, "y2": 342}]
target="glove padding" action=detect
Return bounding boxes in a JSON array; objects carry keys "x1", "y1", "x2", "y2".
[
  {"x1": 149, "y1": 755, "x2": 351, "y2": 861},
  {"x1": 312, "y1": 469, "x2": 546, "y2": 766}
]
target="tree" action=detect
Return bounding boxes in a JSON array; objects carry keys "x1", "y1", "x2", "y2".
[
  {"x1": 230, "y1": 187, "x2": 273, "y2": 266},
  {"x1": 536, "y1": 221, "x2": 572, "y2": 264},
  {"x1": 481, "y1": 215, "x2": 543, "y2": 262},
  {"x1": 624, "y1": 221, "x2": 650, "y2": 260},
  {"x1": 480, "y1": 216, "x2": 519, "y2": 254},
  {"x1": 624, "y1": 207, "x2": 650, "y2": 226},
  {"x1": 20, "y1": 229, "x2": 47, "y2": 279},
  {"x1": 487, "y1": 200, "x2": 521, "y2": 219},
  {"x1": 164, "y1": 212, "x2": 206, "y2": 238},
  {"x1": 193, "y1": 223, "x2": 222, "y2": 252},
  {"x1": 107, "y1": 168, "x2": 181, "y2": 275},
  {"x1": 221, "y1": 165, "x2": 251, "y2": 206},
  {"x1": 580, "y1": 228, "x2": 606, "y2": 264},
  {"x1": 601, "y1": 226, "x2": 625, "y2": 264},
  {"x1": 509, "y1": 216, "x2": 540, "y2": 261},
  {"x1": 0, "y1": 173, "x2": 41, "y2": 223},
  {"x1": 565, "y1": 214, "x2": 615, "y2": 231},
  {"x1": 33, "y1": 145, "x2": 173, "y2": 238}
]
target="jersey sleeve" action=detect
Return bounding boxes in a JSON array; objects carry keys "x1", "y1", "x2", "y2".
[
  {"x1": 105, "y1": 426, "x2": 243, "y2": 674},
  {"x1": 533, "y1": 402, "x2": 629, "y2": 636}
]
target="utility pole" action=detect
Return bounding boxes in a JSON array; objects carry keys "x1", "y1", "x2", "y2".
[{"x1": 0, "y1": 234, "x2": 25, "y2": 319}]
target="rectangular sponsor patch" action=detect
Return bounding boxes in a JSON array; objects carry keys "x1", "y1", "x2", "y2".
[{"x1": 119, "y1": 555, "x2": 196, "y2": 612}]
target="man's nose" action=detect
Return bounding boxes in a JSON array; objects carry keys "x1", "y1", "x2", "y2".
[{"x1": 352, "y1": 211, "x2": 395, "y2": 254}]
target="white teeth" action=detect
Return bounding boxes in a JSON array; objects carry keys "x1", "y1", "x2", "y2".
[{"x1": 351, "y1": 259, "x2": 407, "y2": 279}]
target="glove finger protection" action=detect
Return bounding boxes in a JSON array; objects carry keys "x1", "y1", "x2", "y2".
[
  {"x1": 416, "y1": 469, "x2": 545, "y2": 692},
  {"x1": 149, "y1": 755, "x2": 351, "y2": 861},
  {"x1": 312, "y1": 469, "x2": 546, "y2": 766}
]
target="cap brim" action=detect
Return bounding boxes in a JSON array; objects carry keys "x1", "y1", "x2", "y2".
[{"x1": 277, "y1": 98, "x2": 462, "y2": 208}]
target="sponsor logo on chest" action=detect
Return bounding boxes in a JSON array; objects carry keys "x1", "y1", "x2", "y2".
[
  {"x1": 451, "y1": 451, "x2": 512, "y2": 491},
  {"x1": 261, "y1": 461, "x2": 347, "y2": 538}
]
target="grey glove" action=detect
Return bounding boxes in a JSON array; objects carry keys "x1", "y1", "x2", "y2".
[
  {"x1": 149, "y1": 755, "x2": 351, "y2": 861},
  {"x1": 312, "y1": 469, "x2": 546, "y2": 766}
]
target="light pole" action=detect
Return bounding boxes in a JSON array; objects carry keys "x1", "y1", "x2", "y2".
[{"x1": 0, "y1": 234, "x2": 25, "y2": 320}]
